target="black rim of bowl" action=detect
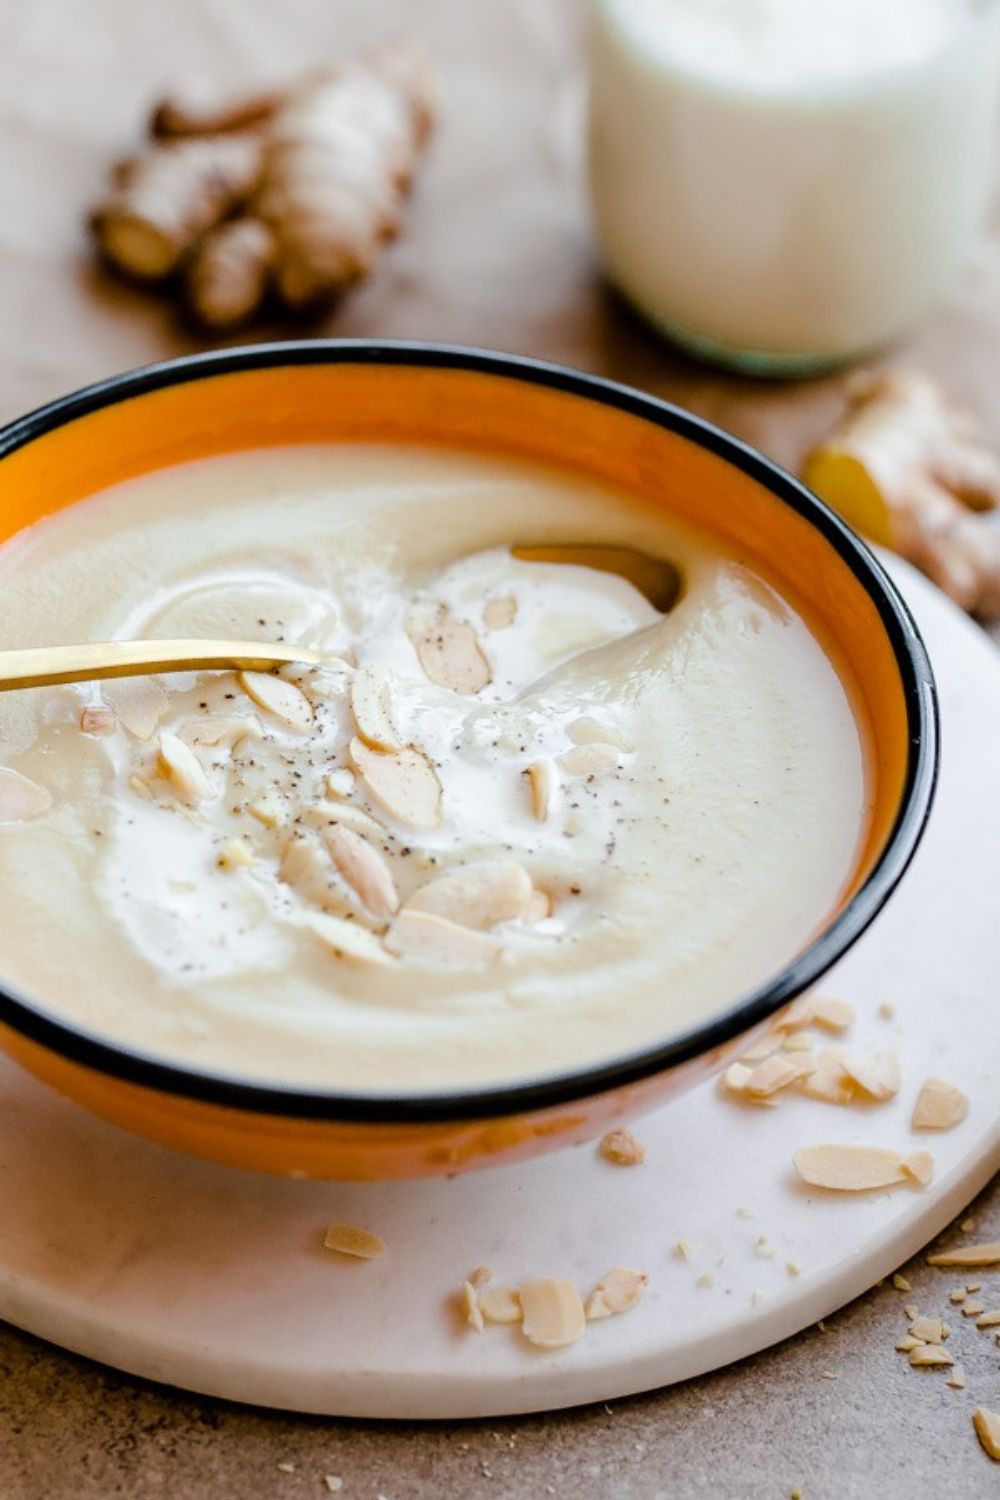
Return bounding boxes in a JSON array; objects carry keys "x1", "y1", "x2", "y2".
[{"x1": 0, "y1": 341, "x2": 940, "y2": 1123}]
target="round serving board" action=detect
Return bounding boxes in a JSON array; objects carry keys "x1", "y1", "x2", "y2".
[{"x1": 0, "y1": 560, "x2": 997, "y2": 1419}]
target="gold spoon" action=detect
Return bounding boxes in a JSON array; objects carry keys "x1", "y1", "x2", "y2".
[
  {"x1": 511, "y1": 544, "x2": 681, "y2": 613},
  {"x1": 0, "y1": 639, "x2": 323, "y2": 693}
]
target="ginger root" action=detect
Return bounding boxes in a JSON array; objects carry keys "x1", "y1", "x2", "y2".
[
  {"x1": 91, "y1": 134, "x2": 263, "y2": 281},
  {"x1": 805, "y1": 370, "x2": 1000, "y2": 616},
  {"x1": 89, "y1": 43, "x2": 434, "y2": 328}
]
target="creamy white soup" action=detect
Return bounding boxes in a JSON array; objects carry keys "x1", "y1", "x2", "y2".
[{"x1": 0, "y1": 444, "x2": 867, "y2": 1091}]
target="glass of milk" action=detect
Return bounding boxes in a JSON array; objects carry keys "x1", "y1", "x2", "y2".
[{"x1": 588, "y1": 0, "x2": 1000, "y2": 374}]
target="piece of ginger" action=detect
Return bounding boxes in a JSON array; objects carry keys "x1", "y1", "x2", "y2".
[
  {"x1": 91, "y1": 134, "x2": 263, "y2": 281},
  {"x1": 185, "y1": 217, "x2": 277, "y2": 329},
  {"x1": 804, "y1": 370, "x2": 1000, "y2": 616}
]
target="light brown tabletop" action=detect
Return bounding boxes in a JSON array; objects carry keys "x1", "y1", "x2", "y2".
[{"x1": 0, "y1": 2, "x2": 998, "y2": 1496}]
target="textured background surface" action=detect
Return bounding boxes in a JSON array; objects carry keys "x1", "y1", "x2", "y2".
[{"x1": 0, "y1": 1, "x2": 998, "y2": 1495}]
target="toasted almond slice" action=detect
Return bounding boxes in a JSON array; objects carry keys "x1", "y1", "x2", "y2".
[
  {"x1": 585, "y1": 1267, "x2": 649, "y2": 1320},
  {"x1": 977, "y1": 1309, "x2": 1000, "y2": 1328},
  {"x1": 324, "y1": 825, "x2": 398, "y2": 919},
  {"x1": 962, "y1": 1299, "x2": 985, "y2": 1317},
  {"x1": 415, "y1": 614, "x2": 491, "y2": 694},
  {"x1": 405, "y1": 860, "x2": 531, "y2": 930},
  {"x1": 385, "y1": 908, "x2": 501, "y2": 967},
  {"x1": 724, "y1": 1062, "x2": 753, "y2": 1093},
  {"x1": 841, "y1": 1050, "x2": 900, "y2": 1102},
  {"x1": 892, "y1": 1274, "x2": 912, "y2": 1292},
  {"x1": 559, "y1": 743, "x2": 623, "y2": 778},
  {"x1": 910, "y1": 1317, "x2": 945, "y2": 1343},
  {"x1": 103, "y1": 677, "x2": 168, "y2": 739},
  {"x1": 908, "y1": 1344, "x2": 953, "y2": 1368},
  {"x1": 350, "y1": 665, "x2": 401, "y2": 751},
  {"x1": 793, "y1": 1144, "x2": 909, "y2": 1192},
  {"x1": 462, "y1": 1280, "x2": 484, "y2": 1333},
  {"x1": 896, "y1": 1336, "x2": 924, "y2": 1352},
  {"x1": 349, "y1": 738, "x2": 442, "y2": 830},
  {"x1": 946, "y1": 1364, "x2": 966, "y2": 1390},
  {"x1": 327, "y1": 768, "x2": 355, "y2": 798},
  {"x1": 323, "y1": 1223, "x2": 385, "y2": 1259},
  {"x1": 479, "y1": 1286, "x2": 522, "y2": 1325},
  {"x1": 518, "y1": 1278, "x2": 586, "y2": 1348},
  {"x1": 567, "y1": 717, "x2": 633, "y2": 752},
  {"x1": 975, "y1": 1409, "x2": 1000, "y2": 1462},
  {"x1": 810, "y1": 998, "x2": 855, "y2": 1032},
  {"x1": 912, "y1": 1077, "x2": 969, "y2": 1131},
  {"x1": 799, "y1": 1049, "x2": 854, "y2": 1106},
  {"x1": 483, "y1": 595, "x2": 517, "y2": 630},
  {"x1": 904, "y1": 1304, "x2": 920, "y2": 1321},
  {"x1": 901, "y1": 1150, "x2": 934, "y2": 1187},
  {"x1": 238, "y1": 670, "x2": 314, "y2": 730},
  {"x1": 599, "y1": 1127, "x2": 646, "y2": 1167},
  {"x1": 928, "y1": 1242, "x2": 1000, "y2": 1268},
  {"x1": 157, "y1": 731, "x2": 210, "y2": 802},
  {"x1": 217, "y1": 838, "x2": 254, "y2": 871},
  {"x1": 80, "y1": 706, "x2": 117, "y2": 736},
  {"x1": 525, "y1": 760, "x2": 556, "y2": 821},
  {"x1": 302, "y1": 910, "x2": 391, "y2": 966},
  {"x1": 523, "y1": 888, "x2": 552, "y2": 924},
  {"x1": 305, "y1": 799, "x2": 387, "y2": 842},
  {"x1": 0, "y1": 768, "x2": 52, "y2": 822},
  {"x1": 250, "y1": 791, "x2": 290, "y2": 828}
]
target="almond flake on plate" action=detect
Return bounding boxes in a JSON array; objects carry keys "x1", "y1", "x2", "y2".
[
  {"x1": 723, "y1": 1062, "x2": 754, "y2": 1094},
  {"x1": 350, "y1": 665, "x2": 401, "y2": 751},
  {"x1": 238, "y1": 670, "x2": 314, "y2": 729},
  {"x1": 799, "y1": 1050, "x2": 855, "y2": 1106},
  {"x1": 584, "y1": 1267, "x2": 649, "y2": 1320},
  {"x1": 927, "y1": 1242, "x2": 1000, "y2": 1268},
  {"x1": 406, "y1": 860, "x2": 531, "y2": 930},
  {"x1": 462, "y1": 1280, "x2": 484, "y2": 1332},
  {"x1": 793, "y1": 1144, "x2": 911, "y2": 1192},
  {"x1": 349, "y1": 738, "x2": 443, "y2": 830},
  {"x1": 518, "y1": 1278, "x2": 586, "y2": 1349},
  {"x1": 901, "y1": 1150, "x2": 934, "y2": 1187},
  {"x1": 745, "y1": 1055, "x2": 804, "y2": 1097},
  {"x1": 323, "y1": 1223, "x2": 386, "y2": 1259},
  {"x1": 810, "y1": 998, "x2": 855, "y2": 1032},
  {"x1": 0, "y1": 767, "x2": 52, "y2": 822},
  {"x1": 841, "y1": 1050, "x2": 900, "y2": 1102},
  {"x1": 911, "y1": 1077, "x2": 969, "y2": 1131},
  {"x1": 599, "y1": 1127, "x2": 646, "y2": 1167},
  {"x1": 479, "y1": 1286, "x2": 522, "y2": 1324}
]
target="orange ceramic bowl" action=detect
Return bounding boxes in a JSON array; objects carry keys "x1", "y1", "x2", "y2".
[{"x1": 0, "y1": 343, "x2": 938, "y2": 1179}]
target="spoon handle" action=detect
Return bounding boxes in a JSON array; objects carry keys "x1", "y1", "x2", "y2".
[{"x1": 0, "y1": 639, "x2": 323, "y2": 692}]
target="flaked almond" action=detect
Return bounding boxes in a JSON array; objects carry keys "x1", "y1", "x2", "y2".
[
  {"x1": 305, "y1": 799, "x2": 387, "y2": 842},
  {"x1": 962, "y1": 1299, "x2": 985, "y2": 1317},
  {"x1": 302, "y1": 910, "x2": 391, "y2": 965},
  {"x1": 238, "y1": 670, "x2": 314, "y2": 730},
  {"x1": 974, "y1": 1409, "x2": 1000, "y2": 1462},
  {"x1": 102, "y1": 676, "x2": 168, "y2": 739},
  {"x1": 327, "y1": 768, "x2": 355, "y2": 798},
  {"x1": 185, "y1": 713, "x2": 262, "y2": 749},
  {"x1": 892, "y1": 1274, "x2": 912, "y2": 1292},
  {"x1": 567, "y1": 717, "x2": 632, "y2": 752},
  {"x1": 800, "y1": 1049, "x2": 854, "y2": 1106},
  {"x1": 946, "y1": 1365, "x2": 966, "y2": 1390},
  {"x1": 599, "y1": 1127, "x2": 646, "y2": 1167},
  {"x1": 479, "y1": 1286, "x2": 522, "y2": 1325},
  {"x1": 469, "y1": 1266, "x2": 493, "y2": 1288},
  {"x1": 350, "y1": 665, "x2": 401, "y2": 751},
  {"x1": 793, "y1": 1144, "x2": 909, "y2": 1192},
  {"x1": 742, "y1": 1036, "x2": 780, "y2": 1061},
  {"x1": 559, "y1": 743, "x2": 622, "y2": 778},
  {"x1": 0, "y1": 768, "x2": 52, "y2": 822},
  {"x1": 325, "y1": 825, "x2": 398, "y2": 919},
  {"x1": 912, "y1": 1077, "x2": 969, "y2": 1131},
  {"x1": 927, "y1": 1243, "x2": 1000, "y2": 1268},
  {"x1": 405, "y1": 860, "x2": 531, "y2": 930},
  {"x1": 910, "y1": 1317, "x2": 946, "y2": 1343},
  {"x1": 322, "y1": 1223, "x2": 386, "y2": 1259},
  {"x1": 673, "y1": 1240, "x2": 694, "y2": 1261},
  {"x1": 904, "y1": 1304, "x2": 920, "y2": 1321},
  {"x1": 950, "y1": 1289, "x2": 968, "y2": 1304},
  {"x1": 977, "y1": 1309, "x2": 1000, "y2": 1328},
  {"x1": 415, "y1": 614, "x2": 491, "y2": 694},
  {"x1": 908, "y1": 1344, "x2": 953, "y2": 1368},
  {"x1": 901, "y1": 1150, "x2": 934, "y2": 1187},
  {"x1": 157, "y1": 732, "x2": 210, "y2": 802},
  {"x1": 841, "y1": 1050, "x2": 900, "y2": 1102},
  {"x1": 250, "y1": 791, "x2": 290, "y2": 828},
  {"x1": 483, "y1": 595, "x2": 517, "y2": 630},
  {"x1": 723, "y1": 1062, "x2": 753, "y2": 1093},
  {"x1": 217, "y1": 838, "x2": 254, "y2": 871},
  {"x1": 80, "y1": 706, "x2": 117, "y2": 736},
  {"x1": 523, "y1": 888, "x2": 552, "y2": 924},
  {"x1": 896, "y1": 1336, "x2": 924, "y2": 1352},
  {"x1": 782, "y1": 1034, "x2": 814, "y2": 1054},
  {"x1": 811, "y1": 998, "x2": 855, "y2": 1032},
  {"x1": 462, "y1": 1280, "x2": 484, "y2": 1333},
  {"x1": 746, "y1": 1054, "x2": 814, "y2": 1097},
  {"x1": 349, "y1": 738, "x2": 442, "y2": 830},
  {"x1": 385, "y1": 908, "x2": 501, "y2": 967},
  {"x1": 585, "y1": 1267, "x2": 648, "y2": 1320},
  {"x1": 772, "y1": 998, "x2": 816, "y2": 1033},
  {"x1": 525, "y1": 759, "x2": 556, "y2": 821},
  {"x1": 280, "y1": 834, "x2": 339, "y2": 908},
  {"x1": 518, "y1": 1278, "x2": 586, "y2": 1349}
]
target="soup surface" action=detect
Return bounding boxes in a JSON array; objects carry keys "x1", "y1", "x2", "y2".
[{"x1": 0, "y1": 444, "x2": 867, "y2": 1091}]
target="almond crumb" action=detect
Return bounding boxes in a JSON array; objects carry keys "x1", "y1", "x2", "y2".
[
  {"x1": 323, "y1": 1478, "x2": 344, "y2": 1493},
  {"x1": 878, "y1": 1001, "x2": 896, "y2": 1021},
  {"x1": 901, "y1": 1151, "x2": 934, "y2": 1187},
  {"x1": 960, "y1": 1216, "x2": 978, "y2": 1233},
  {"x1": 462, "y1": 1279, "x2": 484, "y2": 1332},
  {"x1": 745, "y1": 1055, "x2": 804, "y2": 1097},
  {"x1": 904, "y1": 1304, "x2": 920, "y2": 1321},
  {"x1": 469, "y1": 1266, "x2": 493, "y2": 1288},
  {"x1": 479, "y1": 1286, "x2": 522, "y2": 1325},
  {"x1": 217, "y1": 837, "x2": 253, "y2": 871},
  {"x1": 674, "y1": 1240, "x2": 694, "y2": 1261},
  {"x1": 323, "y1": 1223, "x2": 385, "y2": 1260},
  {"x1": 892, "y1": 1274, "x2": 912, "y2": 1292},
  {"x1": 697, "y1": 1271, "x2": 715, "y2": 1288},
  {"x1": 786, "y1": 1262, "x2": 801, "y2": 1277},
  {"x1": 350, "y1": 664, "x2": 401, "y2": 751},
  {"x1": 755, "y1": 1236, "x2": 776, "y2": 1259},
  {"x1": 599, "y1": 1127, "x2": 646, "y2": 1167},
  {"x1": 249, "y1": 790, "x2": 289, "y2": 827},
  {"x1": 723, "y1": 1062, "x2": 753, "y2": 1094},
  {"x1": 737, "y1": 1206, "x2": 756, "y2": 1220}
]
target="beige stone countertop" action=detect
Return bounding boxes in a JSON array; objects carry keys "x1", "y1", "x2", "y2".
[{"x1": 0, "y1": 1, "x2": 998, "y2": 1495}]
